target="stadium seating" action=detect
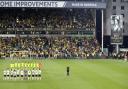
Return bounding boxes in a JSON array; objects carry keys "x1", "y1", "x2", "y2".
[
  {"x1": 0, "y1": 37, "x2": 101, "y2": 59},
  {"x1": 0, "y1": 9, "x2": 95, "y2": 29},
  {"x1": 0, "y1": 8, "x2": 102, "y2": 59}
]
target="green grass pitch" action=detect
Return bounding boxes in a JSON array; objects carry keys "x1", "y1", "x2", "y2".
[{"x1": 0, "y1": 59, "x2": 128, "y2": 89}]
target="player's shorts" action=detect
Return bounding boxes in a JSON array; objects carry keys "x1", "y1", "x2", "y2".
[
  {"x1": 35, "y1": 75, "x2": 38, "y2": 77},
  {"x1": 28, "y1": 75, "x2": 31, "y2": 77},
  {"x1": 67, "y1": 71, "x2": 69, "y2": 73},
  {"x1": 14, "y1": 75, "x2": 16, "y2": 77},
  {"x1": 39, "y1": 75, "x2": 41, "y2": 77},
  {"x1": 17, "y1": 75, "x2": 19, "y2": 77},
  {"x1": 24, "y1": 74, "x2": 27, "y2": 77},
  {"x1": 21, "y1": 75, "x2": 23, "y2": 77},
  {"x1": 32, "y1": 75, "x2": 35, "y2": 77},
  {"x1": 4, "y1": 75, "x2": 6, "y2": 77},
  {"x1": 11, "y1": 75, "x2": 13, "y2": 77},
  {"x1": 7, "y1": 75, "x2": 9, "y2": 77}
]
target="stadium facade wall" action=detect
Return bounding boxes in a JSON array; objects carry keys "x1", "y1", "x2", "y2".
[{"x1": 105, "y1": 0, "x2": 128, "y2": 36}]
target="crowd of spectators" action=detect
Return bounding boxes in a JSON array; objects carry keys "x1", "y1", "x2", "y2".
[
  {"x1": 110, "y1": 52, "x2": 127, "y2": 59},
  {"x1": 0, "y1": 36, "x2": 101, "y2": 59},
  {"x1": 0, "y1": 8, "x2": 100, "y2": 59},
  {"x1": 0, "y1": 8, "x2": 95, "y2": 30}
]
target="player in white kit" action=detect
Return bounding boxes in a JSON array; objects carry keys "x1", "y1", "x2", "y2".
[
  {"x1": 6, "y1": 68, "x2": 10, "y2": 80},
  {"x1": 32, "y1": 68, "x2": 35, "y2": 80},
  {"x1": 13, "y1": 69, "x2": 17, "y2": 80},
  {"x1": 28, "y1": 69, "x2": 31, "y2": 80},
  {"x1": 3, "y1": 69, "x2": 7, "y2": 80},
  {"x1": 10, "y1": 69, "x2": 14, "y2": 80},
  {"x1": 20, "y1": 69, "x2": 24, "y2": 80},
  {"x1": 16, "y1": 69, "x2": 20, "y2": 80}
]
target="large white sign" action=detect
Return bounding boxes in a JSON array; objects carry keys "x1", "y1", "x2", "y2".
[
  {"x1": 111, "y1": 15, "x2": 123, "y2": 44},
  {"x1": 111, "y1": 15, "x2": 123, "y2": 32},
  {"x1": 0, "y1": 1, "x2": 65, "y2": 7},
  {"x1": 0, "y1": 1, "x2": 106, "y2": 8}
]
